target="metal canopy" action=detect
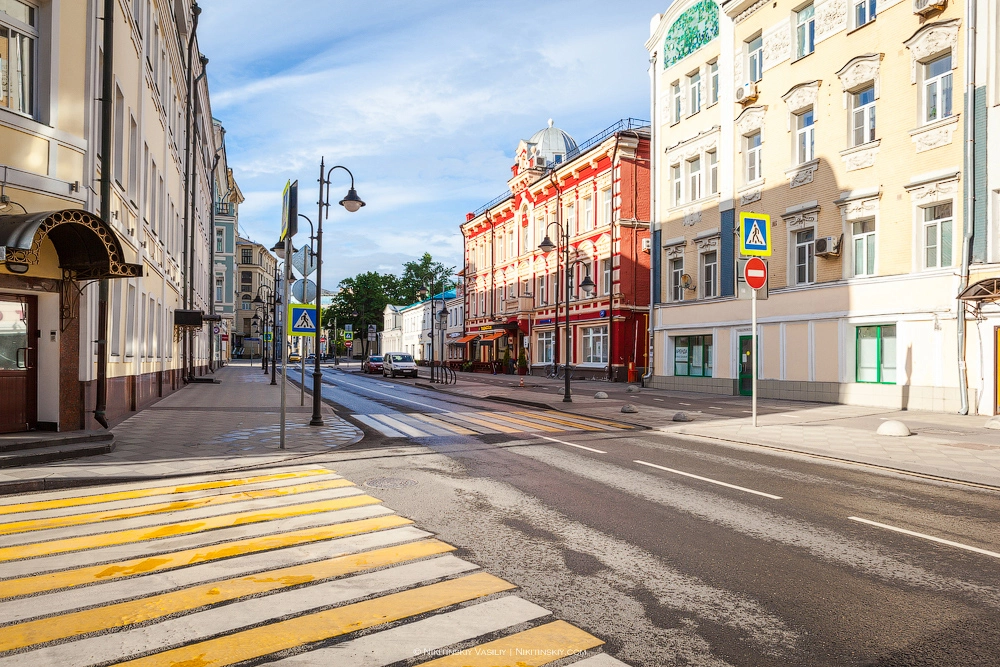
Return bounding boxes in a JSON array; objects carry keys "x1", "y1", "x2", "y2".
[
  {"x1": 958, "y1": 278, "x2": 1000, "y2": 302},
  {"x1": 0, "y1": 210, "x2": 143, "y2": 279}
]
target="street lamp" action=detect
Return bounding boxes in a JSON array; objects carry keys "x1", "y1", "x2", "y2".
[
  {"x1": 254, "y1": 282, "x2": 279, "y2": 379},
  {"x1": 310, "y1": 159, "x2": 365, "y2": 426},
  {"x1": 418, "y1": 285, "x2": 438, "y2": 382},
  {"x1": 438, "y1": 303, "x2": 449, "y2": 380}
]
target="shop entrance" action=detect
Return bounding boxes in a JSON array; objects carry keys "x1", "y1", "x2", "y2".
[
  {"x1": 738, "y1": 335, "x2": 754, "y2": 397},
  {"x1": 0, "y1": 295, "x2": 37, "y2": 433}
]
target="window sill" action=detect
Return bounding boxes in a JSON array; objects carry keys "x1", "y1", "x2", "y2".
[
  {"x1": 793, "y1": 51, "x2": 815, "y2": 64},
  {"x1": 910, "y1": 114, "x2": 960, "y2": 135},
  {"x1": 846, "y1": 18, "x2": 876, "y2": 36}
]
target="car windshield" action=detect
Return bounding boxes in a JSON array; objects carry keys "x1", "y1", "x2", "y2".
[
  {"x1": 371, "y1": 356, "x2": 383, "y2": 362},
  {"x1": 390, "y1": 354, "x2": 413, "y2": 362}
]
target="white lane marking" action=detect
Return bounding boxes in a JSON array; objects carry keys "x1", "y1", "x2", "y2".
[
  {"x1": 351, "y1": 414, "x2": 405, "y2": 438},
  {"x1": 848, "y1": 517, "x2": 1000, "y2": 560},
  {"x1": 327, "y1": 377, "x2": 447, "y2": 412},
  {"x1": 573, "y1": 654, "x2": 633, "y2": 666},
  {"x1": 680, "y1": 402, "x2": 691, "y2": 406},
  {"x1": 539, "y1": 435, "x2": 607, "y2": 454},
  {"x1": 634, "y1": 460, "x2": 783, "y2": 500},
  {"x1": 369, "y1": 414, "x2": 430, "y2": 439},
  {"x1": 653, "y1": 398, "x2": 664, "y2": 402},
  {"x1": 709, "y1": 406, "x2": 722, "y2": 410}
]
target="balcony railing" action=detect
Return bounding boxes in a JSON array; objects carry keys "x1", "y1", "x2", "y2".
[
  {"x1": 503, "y1": 296, "x2": 535, "y2": 314},
  {"x1": 216, "y1": 202, "x2": 235, "y2": 216}
]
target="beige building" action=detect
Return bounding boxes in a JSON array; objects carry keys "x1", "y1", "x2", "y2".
[
  {"x1": 647, "y1": 0, "x2": 996, "y2": 413},
  {"x1": 0, "y1": 0, "x2": 219, "y2": 432},
  {"x1": 234, "y1": 238, "x2": 277, "y2": 360}
]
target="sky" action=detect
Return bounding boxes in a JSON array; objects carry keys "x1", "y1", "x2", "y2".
[{"x1": 199, "y1": 0, "x2": 671, "y2": 292}]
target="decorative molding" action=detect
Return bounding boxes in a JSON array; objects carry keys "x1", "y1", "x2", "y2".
[
  {"x1": 839, "y1": 196, "x2": 879, "y2": 221},
  {"x1": 735, "y1": 105, "x2": 766, "y2": 135},
  {"x1": 662, "y1": 0, "x2": 720, "y2": 69},
  {"x1": 910, "y1": 115, "x2": 959, "y2": 153},
  {"x1": 815, "y1": 0, "x2": 848, "y2": 42},
  {"x1": 781, "y1": 207, "x2": 820, "y2": 230},
  {"x1": 904, "y1": 19, "x2": 960, "y2": 83},
  {"x1": 782, "y1": 80, "x2": 822, "y2": 113},
  {"x1": 786, "y1": 160, "x2": 820, "y2": 188},
  {"x1": 734, "y1": 0, "x2": 768, "y2": 24},
  {"x1": 905, "y1": 175, "x2": 960, "y2": 204},
  {"x1": 762, "y1": 20, "x2": 791, "y2": 71},
  {"x1": 666, "y1": 126, "x2": 721, "y2": 163},
  {"x1": 694, "y1": 235, "x2": 719, "y2": 250},
  {"x1": 664, "y1": 241, "x2": 687, "y2": 259},
  {"x1": 840, "y1": 140, "x2": 880, "y2": 171},
  {"x1": 733, "y1": 52, "x2": 744, "y2": 88},
  {"x1": 682, "y1": 208, "x2": 702, "y2": 227},
  {"x1": 836, "y1": 53, "x2": 883, "y2": 93},
  {"x1": 739, "y1": 187, "x2": 762, "y2": 205}
]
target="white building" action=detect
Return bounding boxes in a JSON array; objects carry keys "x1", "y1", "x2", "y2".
[{"x1": 381, "y1": 305, "x2": 403, "y2": 354}]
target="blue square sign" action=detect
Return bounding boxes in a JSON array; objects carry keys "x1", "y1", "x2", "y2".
[{"x1": 740, "y1": 212, "x2": 771, "y2": 257}]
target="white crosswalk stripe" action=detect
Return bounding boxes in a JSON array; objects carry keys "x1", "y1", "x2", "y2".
[{"x1": 353, "y1": 409, "x2": 633, "y2": 438}]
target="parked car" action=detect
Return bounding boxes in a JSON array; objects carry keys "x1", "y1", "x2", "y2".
[
  {"x1": 382, "y1": 352, "x2": 418, "y2": 378},
  {"x1": 305, "y1": 354, "x2": 316, "y2": 363},
  {"x1": 288, "y1": 353, "x2": 301, "y2": 363},
  {"x1": 363, "y1": 355, "x2": 384, "y2": 374}
]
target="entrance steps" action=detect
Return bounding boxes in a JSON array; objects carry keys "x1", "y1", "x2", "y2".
[{"x1": 0, "y1": 431, "x2": 115, "y2": 468}]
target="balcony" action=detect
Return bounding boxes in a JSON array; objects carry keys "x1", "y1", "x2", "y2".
[
  {"x1": 216, "y1": 202, "x2": 235, "y2": 216},
  {"x1": 503, "y1": 295, "x2": 534, "y2": 315}
]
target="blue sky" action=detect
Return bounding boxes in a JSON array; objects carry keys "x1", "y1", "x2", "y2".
[{"x1": 200, "y1": 0, "x2": 671, "y2": 291}]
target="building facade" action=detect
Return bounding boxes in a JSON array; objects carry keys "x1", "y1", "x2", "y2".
[
  {"x1": 381, "y1": 304, "x2": 403, "y2": 354},
  {"x1": 233, "y1": 238, "x2": 276, "y2": 359},
  {"x1": 444, "y1": 291, "x2": 466, "y2": 363},
  {"x1": 0, "y1": 0, "x2": 220, "y2": 432},
  {"x1": 647, "y1": 0, "x2": 995, "y2": 413},
  {"x1": 211, "y1": 119, "x2": 242, "y2": 366},
  {"x1": 461, "y1": 120, "x2": 651, "y2": 380}
]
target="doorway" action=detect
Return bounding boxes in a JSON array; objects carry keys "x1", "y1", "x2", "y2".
[
  {"x1": 0, "y1": 295, "x2": 37, "y2": 433},
  {"x1": 738, "y1": 335, "x2": 754, "y2": 397}
]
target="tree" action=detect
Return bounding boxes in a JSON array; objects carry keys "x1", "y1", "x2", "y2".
[
  {"x1": 323, "y1": 271, "x2": 400, "y2": 358},
  {"x1": 397, "y1": 253, "x2": 456, "y2": 304}
]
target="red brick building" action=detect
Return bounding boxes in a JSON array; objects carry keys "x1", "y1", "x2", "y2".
[{"x1": 461, "y1": 119, "x2": 651, "y2": 380}]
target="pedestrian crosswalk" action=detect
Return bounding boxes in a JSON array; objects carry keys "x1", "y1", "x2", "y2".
[
  {"x1": 0, "y1": 465, "x2": 627, "y2": 666},
  {"x1": 352, "y1": 409, "x2": 635, "y2": 438}
]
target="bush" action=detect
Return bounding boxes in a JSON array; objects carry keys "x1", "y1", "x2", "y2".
[
  {"x1": 517, "y1": 349, "x2": 528, "y2": 369},
  {"x1": 461, "y1": 361, "x2": 474, "y2": 372}
]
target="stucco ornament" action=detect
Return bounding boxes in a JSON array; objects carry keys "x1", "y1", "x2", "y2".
[
  {"x1": 911, "y1": 119, "x2": 959, "y2": 153},
  {"x1": 907, "y1": 176, "x2": 959, "y2": 204},
  {"x1": 740, "y1": 188, "x2": 762, "y2": 205},
  {"x1": 762, "y1": 20, "x2": 791, "y2": 71},
  {"x1": 837, "y1": 53, "x2": 882, "y2": 93},
  {"x1": 788, "y1": 161, "x2": 819, "y2": 188},
  {"x1": 694, "y1": 235, "x2": 719, "y2": 250},
  {"x1": 841, "y1": 142, "x2": 880, "y2": 171},
  {"x1": 663, "y1": 0, "x2": 720, "y2": 69},
  {"x1": 664, "y1": 242, "x2": 686, "y2": 259},
  {"x1": 734, "y1": 0, "x2": 768, "y2": 24},
  {"x1": 735, "y1": 105, "x2": 766, "y2": 135},
  {"x1": 733, "y1": 52, "x2": 744, "y2": 87},
  {"x1": 840, "y1": 197, "x2": 879, "y2": 221},
  {"x1": 815, "y1": 0, "x2": 848, "y2": 41},
  {"x1": 783, "y1": 81, "x2": 822, "y2": 114},
  {"x1": 904, "y1": 19, "x2": 961, "y2": 83},
  {"x1": 783, "y1": 209, "x2": 819, "y2": 230},
  {"x1": 682, "y1": 209, "x2": 702, "y2": 227}
]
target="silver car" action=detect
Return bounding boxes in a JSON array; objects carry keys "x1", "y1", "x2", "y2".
[{"x1": 382, "y1": 352, "x2": 418, "y2": 378}]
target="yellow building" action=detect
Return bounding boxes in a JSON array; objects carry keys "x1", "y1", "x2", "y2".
[
  {"x1": 647, "y1": 0, "x2": 993, "y2": 413},
  {"x1": 0, "y1": 0, "x2": 219, "y2": 432}
]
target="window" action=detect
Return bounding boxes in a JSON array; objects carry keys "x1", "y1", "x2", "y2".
[
  {"x1": 796, "y1": 4, "x2": 815, "y2": 59},
  {"x1": 688, "y1": 157, "x2": 702, "y2": 201},
  {"x1": 0, "y1": 0, "x2": 36, "y2": 116},
  {"x1": 853, "y1": 219, "x2": 875, "y2": 276},
  {"x1": 566, "y1": 204, "x2": 576, "y2": 237},
  {"x1": 707, "y1": 150, "x2": 718, "y2": 194},
  {"x1": 924, "y1": 54, "x2": 953, "y2": 124},
  {"x1": 709, "y1": 60, "x2": 719, "y2": 104},
  {"x1": 216, "y1": 228, "x2": 224, "y2": 253},
  {"x1": 671, "y1": 81, "x2": 682, "y2": 122},
  {"x1": 854, "y1": 0, "x2": 876, "y2": 28},
  {"x1": 113, "y1": 88, "x2": 125, "y2": 185},
  {"x1": 521, "y1": 224, "x2": 529, "y2": 254},
  {"x1": 923, "y1": 202, "x2": 953, "y2": 269},
  {"x1": 670, "y1": 257, "x2": 684, "y2": 302},
  {"x1": 702, "y1": 251, "x2": 717, "y2": 298},
  {"x1": 601, "y1": 188, "x2": 612, "y2": 225},
  {"x1": 537, "y1": 274, "x2": 547, "y2": 305},
  {"x1": 509, "y1": 228, "x2": 516, "y2": 257},
  {"x1": 538, "y1": 331, "x2": 554, "y2": 364},
  {"x1": 110, "y1": 284, "x2": 122, "y2": 356},
  {"x1": 582, "y1": 326, "x2": 608, "y2": 364},
  {"x1": 601, "y1": 258, "x2": 612, "y2": 295},
  {"x1": 672, "y1": 164, "x2": 682, "y2": 205},
  {"x1": 688, "y1": 71, "x2": 701, "y2": 115},
  {"x1": 124, "y1": 285, "x2": 136, "y2": 357},
  {"x1": 796, "y1": 109, "x2": 815, "y2": 164},
  {"x1": 215, "y1": 276, "x2": 224, "y2": 303},
  {"x1": 128, "y1": 116, "x2": 138, "y2": 201},
  {"x1": 567, "y1": 265, "x2": 575, "y2": 300},
  {"x1": 747, "y1": 36, "x2": 763, "y2": 83},
  {"x1": 856, "y1": 325, "x2": 895, "y2": 384},
  {"x1": 852, "y1": 86, "x2": 876, "y2": 146},
  {"x1": 746, "y1": 132, "x2": 762, "y2": 182},
  {"x1": 795, "y1": 229, "x2": 815, "y2": 284},
  {"x1": 673, "y1": 335, "x2": 713, "y2": 377},
  {"x1": 583, "y1": 196, "x2": 593, "y2": 233},
  {"x1": 241, "y1": 248, "x2": 253, "y2": 265}
]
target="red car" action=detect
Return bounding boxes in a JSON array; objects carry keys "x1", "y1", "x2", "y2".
[{"x1": 363, "y1": 355, "x2": 384, "y2": 374}]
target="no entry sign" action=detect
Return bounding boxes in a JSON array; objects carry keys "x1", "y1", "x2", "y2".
[{"x1": 744, "y1": 257, "x2": 767, "y2": 290}]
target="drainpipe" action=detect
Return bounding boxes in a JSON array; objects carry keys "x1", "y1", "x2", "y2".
[
  {"x1": 94, "y1": 0, "x2": 115, "y2": 429},
  {"x1": 957, "y1": 0, "x2": 977, "y2": 414},
  {"x1": 642, "y1": 52, "x2": 658, "y2": 384},
  {"x1": 208, "y1": 146, "x2": 221, "y2": 372},
  {"x1": 607, "y1": 133, "x2": 621, "y2": 381}
]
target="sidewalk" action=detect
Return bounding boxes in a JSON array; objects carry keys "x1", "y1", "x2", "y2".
[
  {"x1": 0, "y1": 361, "x2": 363, "y2": 494},
  {"x1": 399, "y1": 367, "x2": 1000, "y2": 488}
]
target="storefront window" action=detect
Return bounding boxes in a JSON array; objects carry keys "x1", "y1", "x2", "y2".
[
  {"x1": 537, "y1": 331, "x2": 554, "y2": 364},
  {"x1": 581, "y1": 326, "x2": 608, "y2": 364},
  {"x1": 856, "y1": 325, "x2": 895, "y2": 384},
  {"x1": 673, "y1": 335, "x2": 712, "y2": 377}
]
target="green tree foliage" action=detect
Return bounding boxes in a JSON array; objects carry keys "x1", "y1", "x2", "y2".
[{"x1": 398, "y1": 253, "x2": 456, "y2": 304}]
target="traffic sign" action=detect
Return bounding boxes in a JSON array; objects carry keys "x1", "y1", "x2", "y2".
[
  {"x1": 263, "y1": 332, "x2": 273, "y2": 342},
  {"x1": 368, "y1": 324, "x2": 377, "y2": 333},
  {"x1": 213, "y1": 326, "x2": 220, "y2": 334},
  {"x1": 287, "y1": 303, "x2": 318, "y2": 337},
  {"x1": 744, "y1": 257, "x2": 767, "y2": 290},
  {"x1": 345, "y1": 341, "x2": 353, "y2": 348},
  {"x1": 740, "y1": 212, "x2": 771, "y2": 256},
  {"x1": 343, "y1": 331, "x2": 353, "y2": 341},
  {"x1": 292, "y1": 246, "x2": 317, "y2": 277},
  {"x1": 291, "y1": 279, "x2": 317, "y2": 303},
  {"x1": 345, "y1": 324, "x2": 353, "y2": 332}
]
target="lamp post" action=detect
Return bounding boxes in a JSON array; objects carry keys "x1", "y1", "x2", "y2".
[
  {"x1": 310, "y1": 159, "x2": 365, "y2": 426},
  {"x1": 438, "y1": 303, "x2": 450, "y2": 379},
  {"x1": 417, "y1": 286, "x2": 439, "y2": 382},
  {"x1": 539, "y1": 231, "x2": 595, "y2": 402},
  {"x1": 253, "y1": 282, "x2": 278, "y2": 378}
]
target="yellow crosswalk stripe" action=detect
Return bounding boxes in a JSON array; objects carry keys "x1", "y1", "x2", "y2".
[
  {"x1": 546, "y1": 410, "x2": 632, "y2": 429},
  {"x1": 0, "y1": 539, "x2": 455, "y2": 652},
  {"x1": 416, "y1": 620, "x2": 604, "y2": 666},
  {"x1": 111, "y1": 572, "x2": 516, "y2": 667},
  {"x1": 444, "y1": 411, "x2": 521, "y2": 434},
  {"x1": 0, "y1": 478, "x2": 355, "y2": 536},
  {"x1": 0, "y1": 494, "x2": 383, "y2": 563},
  {"x1": 483, "y1": 412, "x2": 564, "y2": 432},
  {"x1": 411, "y1": 413, "x2": 477, "y2": 435},
  {"x1": 0, "y1": 514, "x2": 413, "y2": 600},
  {"x1": 0, "y1": 468, "x2": 335, "y2": 516},
  {"x1": 511, "y1": 410, "x2": 604, "y2": 431}
]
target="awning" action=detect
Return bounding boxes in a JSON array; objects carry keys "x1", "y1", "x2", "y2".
[
  {"x1": 479, "y1": 332, "x2": 505, "y2": 342},
  {"x1": 0, "y1": 210, "x2": 143, "y2": 279},
  {"x1": 454, "y1": 334, "x2": 479, "y2": 343},
  {"x1": 959, "y1": 278, "x2": 1000, "y2": 303}
]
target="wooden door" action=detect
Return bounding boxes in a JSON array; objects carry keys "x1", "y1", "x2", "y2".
[{"x1": 0, "y1": 295, "x2": 37, "y2": 433}]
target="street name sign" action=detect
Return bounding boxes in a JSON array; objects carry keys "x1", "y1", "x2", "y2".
[
  {"x1": 739, "y1": 212, "x2": 771, "y2": 256},
  {"x1": 287, "y1": 304, "x2": 319, "y2": 337},
  {"x1": 744, "y1": 257, "x2": 767, "y2": 290}
]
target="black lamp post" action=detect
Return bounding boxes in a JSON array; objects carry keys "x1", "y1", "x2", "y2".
[
  {"x1": 438, "y1": 303, "x2": 450, "y2": 379},
  {"x1": 310, "y1": 159, "x2": 365, "y2": 426},
  {"x1": 253, "y1": 282, "x2": 278, "y2": 377},
  {"x1": 539, "y1": 230, "x2": 595, "y2": 402}
]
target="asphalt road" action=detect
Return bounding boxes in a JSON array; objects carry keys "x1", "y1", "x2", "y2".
[{"x1": 313, "y1": 366, "x2": 1000, "y2": 667}]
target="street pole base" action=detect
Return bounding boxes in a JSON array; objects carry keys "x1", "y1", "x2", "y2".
[
  {"x1": 309, "y1": 418, "x2": 325, "y2": 426},
  {"x1": 563, "y1": 395, "x2": 572, "y2": 403},
  {"x1": 270, "y1": 379, "x2": 277, "y2": 386}
]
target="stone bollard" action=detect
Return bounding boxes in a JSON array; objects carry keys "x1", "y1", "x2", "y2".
[
  {"x1": 876, "y1": 420, "x2": 911, "y2": 437},
  {"x1": 672, "y1": 412, "x2": 691, "y2": 422},
  {"x1": 626, "y1": 385, "x2": 641, "y2": 393},
  {"x1": 594, "y1": 391, "x2": 609, "y2": 399},
  {"x1": 621, "y1": 404, "x2": 638, "y2": 414}
]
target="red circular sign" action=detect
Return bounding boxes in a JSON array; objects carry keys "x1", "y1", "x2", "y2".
[{"x1": 744, "y1": 257, "x2": 768, "y2": 290}]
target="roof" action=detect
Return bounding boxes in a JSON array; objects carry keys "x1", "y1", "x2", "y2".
[{"x1": 527, "y1": 119, "x2": 578, "y2": 165}]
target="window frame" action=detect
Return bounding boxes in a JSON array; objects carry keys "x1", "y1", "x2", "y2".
[
  {"x1": 795, "y1": 3, "x2": 816, "y2": 60},
  {"x1": 701, "y1": 250, "x2": 718, "y2": 299},
  {"x1": 795, "y1": 108, "x2": 815, "y2": 165},
  {"x1": 673, "y1": 334, "x2": 713, "y2": 377},
  {"x1": 670, "y1": 257, "x2": 684, "y2": 302},
  {"x1": 671, "y1": 81, "x2": 682, "y2": 122},
  {"x1": 745, "y1": 131, "x2": 762, "y2": 183},
  {"x1": 852, "y1": 218, "x2": 876, "y2": 277},
  {"x1": 688, "y1": 70, "x2": 701, "y2": 115},
  {"x1": 601, "y1": 257, "x2": 612, "y2": 296},
  {"x1": 922, "y1": 202, "x2": 953, "y2": 269},
  {"x1": 707, "y1": 150, "x2": 718, "y2": 195},
  {"x1": 601, "y1": 188, "x2": 612, "y2": 225},
  {"x1": 582, "y1": 196, "x2": 593, "y2": 233},
  {"x1": 671, "y1": 164, "x2": 682, "y2": 206},
  {"x1": 581, "y1": 325, "x2": 609, "y2": 364},
  {"x1": 853, "y1": 0, "x2": 876, "y2": 29},
  {"x1": 0, "y1": 0, "x2": 38, "y2": 118},
  {"x1": 688, "y1": 156, "x2": 702, "y2": 202},
  {"x1": 856, "y1": 324, "x2": 896, "y2": 384},
  {"x1": 747, "y1": 35, "x2": 763, "y2": 83},
  {"x1": 851, "y1": 86, "x2": 876, "y2": 146},
  {"x1": 923, "y1": 53, "x2": 953, "y2": 125},
  {"x1": 709, "y1": 60, "x2": 719, "y2": 105},
  {"x1": 794, "y1": 228, "x2": 816, "y2": 285}
]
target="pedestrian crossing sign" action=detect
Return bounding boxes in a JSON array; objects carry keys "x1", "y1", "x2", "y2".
[
  {"x1": 740, "y1": 212, "x2": 772, "y2": 257},
  {"x1": 287, "y1": 304, "x2": 319, "y2": 337}
]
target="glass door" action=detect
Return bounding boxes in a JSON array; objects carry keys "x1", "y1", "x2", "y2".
[
  {"x1": 738, "y1": 335, "x2": 754, "y2": 397},
  {"x1": 0, "y1": 295, "x2": 37, "y2": 433}
]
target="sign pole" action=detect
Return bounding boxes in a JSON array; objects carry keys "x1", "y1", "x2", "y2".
[
  {"x1": 752, "y1": 287, "x2": 758, "y2": 428},
  {"x1": 280, "y1": 238, "x2": 291, "y2": 450}
]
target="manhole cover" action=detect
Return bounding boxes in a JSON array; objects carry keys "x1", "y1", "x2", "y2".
[{"x1": 364, "y1": 477, "x2": 417, "y2": 489}]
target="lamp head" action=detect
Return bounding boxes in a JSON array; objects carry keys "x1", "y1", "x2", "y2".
[
  {"x1": 251, "y1": 313, "x2": 261, "y2": 324},
  {"x1": 579, "y1": 274, "x2": 596, "y2": 296},
  {"x1": 438, "y1": 305, "x2": 449, "y2": 320},
  {"x1": 538, "y1": 235, "x2": 556, "y2": 253},
  {"x1": 252, "y1": 293, "x2": 264, "y2": 304},
  {"x1": 339, "y1": 188, "x2": 365, "y2": 213},
  {"x1": 417, "y1": 286, "x2": 428, "y2": 299},
  {"x1": 199, "y1": 55, "x2": 209, "y2": 68},
  {"x1": 272, "y1": 241, "x2": 286, "y2": 260}
]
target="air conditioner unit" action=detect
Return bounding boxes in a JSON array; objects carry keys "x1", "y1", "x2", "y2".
[
  {"x1": 913, "y1": 0, "x2": 946, "y2": 15},
  {"x1": 534, "y1": 156, "x2": 547, "y2": 168},
  {"x1": 815, "y1": 236, "x2": 841, "y2": 257},
  {"x1": 736, "y1": 83, "x2": 758, "y2": 105},
  {"x1": 641, "y1": 238, "x2": 651, "y2": 253}
]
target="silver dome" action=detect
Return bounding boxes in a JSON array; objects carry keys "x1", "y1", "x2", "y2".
[{"x1": 527, "y1": 119, "x2": 578, "y2": 166}]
